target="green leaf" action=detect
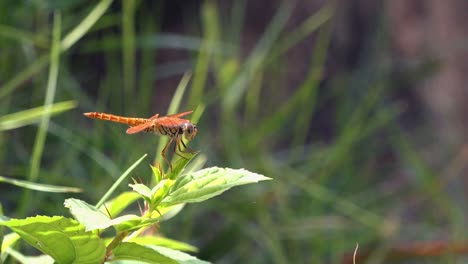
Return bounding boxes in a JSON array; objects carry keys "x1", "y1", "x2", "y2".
[
  {"x1": 139, "y1": 204, "x2": 186, "y2": 222},
  {"x1": 111, "y1": 242, "x2": 178, "y2": 264},
  {"x1": 129, "y1": 236, "x2": 197, "y2": 252},
  {"x1": 1, "y1": 233, "x2": 21, "y2": 262},
  {"x1": 65, "y1": 198, "x2": 111, "y2": 230},
  {"x1": 0, "y1": 216, "x2": 105, "y2": 264},
  {"x1": 161, "y1": 167, "x2": 271, "y2": 206},
  {"x1": 130, "y1": 179, "x2": 175, "y2": 209},
  {"x1": 100, "y1": 191, "x2": 141, "y2": 217},
  {"x1": 1, "y1": 233, "x2": 20, "y2": 254},
  {"x1": 146, "y1": 245, "x2": 210, "y2": 264},
  {"x1": 113, "y1": 216, "x2": 160, "y2": 233},
  {"x1": 65, "y1": 198, "x2": 136, "y2": 231},
  {"x1": 22, "y1": 255, "x2": 54, "y2": 264},
  {"x1": 150, "y1": 164, "x2": 162, "y2": 183},
  {"x1": 166, "y1": 152, "x2": 197, "y2": 181},
  {"x1": 6, "y1": 248, "x2": 54, "y2": 264},
  {"x1": 0, "y1": 101, "x2": 77, "y2": 131},
  {"x1": 0, "y1": 207, "x2": 3, "y2": 260},
  {"x1": 0, "y1": 175, "x2": 82, "y2": 193},
  {"x1": 65, "y1": 198, "x2": 158, "y2": 232},
  {"x1": 150, "y1": 179, "x2": 174, "y2": 206},
  {"x1": 129, "y1": 183, "x2": 152, "y2": 201}
]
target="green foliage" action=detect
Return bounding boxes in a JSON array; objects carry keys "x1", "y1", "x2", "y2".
[
  {"x1": 128, "y1": 237, "x2": 197, "y2": 253},
  {"x1": 111, "y1": 243, "x2": 178, "y2": 264},
  {"x1": 0, "y1": 216, "x2": 106, "y2": 264},
  {"x1": 1, "y1": 155, "x2": 269, "y2": 262},
  {"x1": 160, "y1": 167, "x2": 271, "y2": 206}
]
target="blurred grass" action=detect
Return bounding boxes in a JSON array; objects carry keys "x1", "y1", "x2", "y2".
[
  {"x1": 17, "y1": 11, "x2": 63, "y2": 216},
  {"x1": 0, "y1": 1, "x2": 462, "y2": 263}
]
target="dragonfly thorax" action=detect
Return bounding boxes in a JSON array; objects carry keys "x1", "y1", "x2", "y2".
[{"x1": 155, "y1": 122, "x2": 197, "y2": 140}]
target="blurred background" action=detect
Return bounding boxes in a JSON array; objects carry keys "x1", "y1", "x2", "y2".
[{"x1": 1, "y1": 0, "x2": 468, "y2": 263}]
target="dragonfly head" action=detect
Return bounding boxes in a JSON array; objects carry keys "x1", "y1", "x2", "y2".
[{"x1": 183, "y1": 123, "x2": 198, "y2": 140}]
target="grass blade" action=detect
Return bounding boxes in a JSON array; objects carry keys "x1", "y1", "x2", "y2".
[
  {"x1": 17, "y1": 13, "x2": 62, "y2": 216},
  {"x1": 223, "y1": 1, "x2": 293, "y2": 110},
  {"x1": 0, "y1": 176, "x2": 81, "y2": 193},
  {"x1": 0, "y1": 55, "x2": 49, "y2": 100},
  {"x1": 0, "y1": 101, "x2": 76, "y2": 131},
  {"x1": 0, "y1": 0, "x2": 114, "y2": 100},
  {"x1": 167, "y1": 71, "x2": 192, "y2": 115},
  {"x1": 28, "y1": 12, "x2": 61, "y2": 182},
  {"x1": 61, "y1": 0, "x2": 114, "y2": 50},
  {"x1": 0, "y1": 24, "x2": 49, "y2": 48},
  {"x1": 47, "y1": 122, "x2": 120, "y2": 178},
  {"x1": 95, "y1": 153, "x2": 147, "y2": 208}
]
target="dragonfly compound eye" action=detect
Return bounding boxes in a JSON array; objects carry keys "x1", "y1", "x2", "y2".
[{"x1": 184, "y1": 124, "x2": 197, "y2": 140}]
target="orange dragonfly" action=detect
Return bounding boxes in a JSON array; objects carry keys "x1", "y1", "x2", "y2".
[{"x1": 84, "y1": 110, "x2": 198, "y2": 170}]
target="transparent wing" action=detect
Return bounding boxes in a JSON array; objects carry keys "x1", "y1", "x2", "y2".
[
  {"x1": 165, "y1": 110, "x2": 193, "y2": 118},
  {"x1": 156, "y1": 117, "x2": 190, "y2": 127},
  {"x1": 148, "y1": 113, "x2": 160, "y2": 120}
]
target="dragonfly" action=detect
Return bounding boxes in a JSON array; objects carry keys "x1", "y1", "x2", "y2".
[{"x1": 84, "y1": 110, "x2": 198, "y2": 170}]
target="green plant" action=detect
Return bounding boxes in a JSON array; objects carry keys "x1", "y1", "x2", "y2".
[
  {"x1": 0, "y1": 152, "x2": 270, "y2": 263},
  {"x1": 2, "y1": 0, "x2": 460, "y2": 263}
]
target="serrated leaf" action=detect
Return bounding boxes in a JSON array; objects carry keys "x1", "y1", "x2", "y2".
[
  {"x1": 0, "y1": 215, "x2": 105, "y2": 264},
  {"x1": 100, "y1": 192, "x2": 141, "y2": 217},
  {"x1": 111, "y1": 242, "x2": 178, "y2": 264},
  {"x1": 65, "y1": 198, "x2": 112, "y2": 230},
  {"x1": 65, "y1": 198, "x2": 149, "y2": 232},
  {"x1": 129, "y1": 236, "x2": 197, "y2": 252},
  {"x1": 158, "y1": 204, "x2": 185, "y2": 222},
  {"x1": 113, "y1": 216, "x2": 160, "y2": 233},
  {"x1": 160, "y1": 167, "x2": 271, "y2": 206},
  {"x1": 147, "y1": 245, "x2": 210, "y2": 264},
  {"x1": 129, "y1": 183, "x2": 152, "y2": 200}
]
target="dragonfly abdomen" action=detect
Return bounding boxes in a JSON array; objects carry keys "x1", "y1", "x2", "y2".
[{"x1": 84, "y1": 112, "x2": 148, "y2": 126}]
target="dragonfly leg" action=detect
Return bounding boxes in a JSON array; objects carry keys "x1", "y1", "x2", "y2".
[
  {"x1": 173, "y1": 139, "x2": 189, "y2": 160},
  {"x1": 161, "y1": 137, "x2": 174, "y2": 171},
  {"x1": 180, "y1": 139, "x2": 197, "y2": 153}
]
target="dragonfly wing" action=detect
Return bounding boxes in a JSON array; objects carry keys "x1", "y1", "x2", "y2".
[
  {"x1": 126, "y1": 122, "x2": 153, "y2": 134},
  {"x1": 166, "y1": 110, "x2": 193, "y2": 119},
  {"x1": 156, "y1": 117, "x2": 190, "y2": 127},
  {"x1": 148, "y1": 113, "x2": 160, "y2": 120}
]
